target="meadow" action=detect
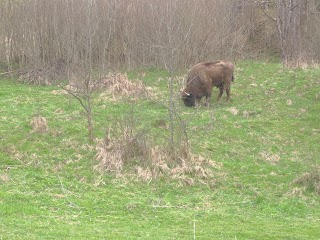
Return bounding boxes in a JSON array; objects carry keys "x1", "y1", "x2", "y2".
[{"x1": 0, "y1": 61, "x2": 320, "y2": 239}]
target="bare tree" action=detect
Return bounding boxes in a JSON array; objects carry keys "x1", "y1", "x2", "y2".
[
  {"x1": 275, "y1": 0, "x2": 303, "y2": 67},
  {"x1": 256, "y1": 0, "x2": 320, "y2": 67}
]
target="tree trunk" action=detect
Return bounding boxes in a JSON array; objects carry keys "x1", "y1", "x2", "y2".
[{"x1": 276, "y1": 0, "x2": 306, "y2": 67}]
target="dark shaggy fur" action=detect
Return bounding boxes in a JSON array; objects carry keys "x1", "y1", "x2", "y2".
[{"x1": 181, "y1": 60, "x2": 234, "y2": 107}]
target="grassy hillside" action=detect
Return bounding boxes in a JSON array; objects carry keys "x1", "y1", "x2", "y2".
[{"x1": 0, "y1": 61, "x2": 320, "y2": 239}]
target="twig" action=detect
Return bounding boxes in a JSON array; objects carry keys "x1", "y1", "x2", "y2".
[
  {"x1": 58, "y1": 83, "x2": 90, "y2": 113},
  {"x1": 0, "y1": 70, "x2": 19, "y2": 76},
  {"x1": 58, "y1": 175, "x2": 80, "y2": 209},
  {"x1": 252, "y1": 0, "x2": 277, "y2": 21},
  {"x1": 193, "y1": 215, "x2": 196, "y2": 240},
  {"x1": 150, "y1": 204, "x2": 188, "y2": 209}
]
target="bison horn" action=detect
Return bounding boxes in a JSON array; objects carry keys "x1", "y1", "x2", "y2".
[{"x1": 184, "y1": 91, "x2": 191, "y2": 96}]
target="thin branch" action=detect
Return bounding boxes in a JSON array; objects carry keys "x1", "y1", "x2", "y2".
[
  {"x1": 193, "y1": 215, "x2": 196, "y2": 240},
  {"x1": 290, "y1": 2, "x2": 303, "y2": 12},
  {"x1": 58, "y1": 175, "x2": 80, "y2": 210},
  {"x1": 58, "y1": 83, "x2": 90, "y2": 113},
  {"x1": 251, "y1": 0, "x2": 277, "y2": 21},
  {"x1": 150, "y1": 204, "x2": 188, "y2": 209},
  {"x1": 0, "y1": 70, "x2": 19, "y2": 76},
  {"x1": 141, "y1": 81, "x2": 197, "y2": 139}
]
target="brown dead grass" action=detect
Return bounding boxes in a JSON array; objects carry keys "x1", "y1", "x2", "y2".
[
  {"x1": 99, "y1": 73, "x2": 144, "y2": 95},
  {"x1": 60, "y1": 72, "x2": 153, "y2": 101},
  {"x1": 260, "y1": 151, "x2": 280, "y2": 165},
  {"x1": 30, "y1": 114, "x2": 49, "y2": 133},
  {"x1": 95, "y1": 127, "x2": 150, "y2": 173},
  {"x1": 292, "y1": 168, "x2": 320, "y2": 195},
  {"x1": 227, "y1": 107, "x2": 239, "y2": 116},
  {"x1": 0, "y1": 173, "x2": 10, "y2": 183},
  {"x1": 94, "y1": 127, "x2": 221, "y2": 186},
  {"x1": 97, "y1": 73, "x2": 152, "y2": 101}
]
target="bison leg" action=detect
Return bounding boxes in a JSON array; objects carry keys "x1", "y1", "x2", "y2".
[
  {"x1": 195, "y1": 97, "x2": 202, "y2": 107},
  {"x1": 217, "y1": 85, "x2": 224, "y2": 101},
  {"x1": 226, "y1": 86, "x2": 231, "y2": 101},
  {"x1": 205, "y1": 93, "x2": 211, "y2": 106}
]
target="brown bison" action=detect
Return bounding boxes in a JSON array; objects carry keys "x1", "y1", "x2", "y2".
[{"x1": 181, "y1": 60, "x2": 234, "y2": 107}]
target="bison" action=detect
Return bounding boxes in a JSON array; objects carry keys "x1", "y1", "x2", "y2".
[{"x1": 181, "y1": 60, "x2": 234, "y2": 107}]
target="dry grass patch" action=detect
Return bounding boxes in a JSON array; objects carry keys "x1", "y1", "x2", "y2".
[
  {"x1": 100, "y1": 73, "x2": 144, "y2": 95},
  {"x1": 292, "y1": 168, "x2": 320, "y2": 195},
  {"x1": 74, "y1": 72, "x2": 155, "y2": 103},
  {"x1": 227, "y1": 107, "x2": 239, "y2": 115},
  {"x1": 94, "y1": 127, "x2": 150, "y2": 173},
  {"x1": 30, "y1": 114, "x2": 49, "y2": 133},
  {"x1": 260, "y1": 151, "x2": 280, "y2": 165},
  {"x1": 0, "y1": 173, "x2": 10, "y2": 183},
  {"x1": 94, "y1": 127, "x2": 220, "y2": 186},
  {"x1": 96, "y1": 73, "x2": 154, "y2": 101},
  {"x1": 51, "y1": 72, "x2": 154, "y2": 100}
]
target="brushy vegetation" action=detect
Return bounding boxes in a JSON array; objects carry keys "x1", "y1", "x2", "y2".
[{"x1": 1, "y1": 61, "x2": 320, "y2": 239}]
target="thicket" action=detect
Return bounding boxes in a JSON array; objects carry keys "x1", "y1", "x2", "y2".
[{"x1": 1, "y1": 0, "x2": 319, "y2": 74}]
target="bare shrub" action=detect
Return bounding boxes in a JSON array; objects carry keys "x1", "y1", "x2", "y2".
[
  {"x1": 19, "y1": 59, "x2": 69, "y2": 85},
  {"x1": 61, "y1": 71, "x2": 149, "y2": 141},
  {"x1": 30, "y1": 114, "x2": 49, "y2": 133}
]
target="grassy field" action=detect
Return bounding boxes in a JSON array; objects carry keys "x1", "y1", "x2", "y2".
[{"x1": 0, "y1": 61, "x2": 320, "y2": 239}]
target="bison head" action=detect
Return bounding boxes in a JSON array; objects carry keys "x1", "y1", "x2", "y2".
[{"x1": 181, "y1": 91, "x2": 195, "y2": 107}]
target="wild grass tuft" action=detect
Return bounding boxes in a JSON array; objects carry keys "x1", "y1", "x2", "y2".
[{"x1": 30, "y1": 113, "x2": 49, "y2": 133}]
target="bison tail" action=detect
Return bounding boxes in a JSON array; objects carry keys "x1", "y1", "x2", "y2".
[{"x1": 232, "y1": 74, "x2": 234, "y2": 82}]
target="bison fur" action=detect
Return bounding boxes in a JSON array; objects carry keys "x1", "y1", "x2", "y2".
[{"x1": 181, "y1": 60, "x2": 234, "y2": 107}]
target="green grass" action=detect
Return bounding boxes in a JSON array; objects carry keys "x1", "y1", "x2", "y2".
[{"x1": 1, "y1": 61, "x2": 320, "y2": 239}]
